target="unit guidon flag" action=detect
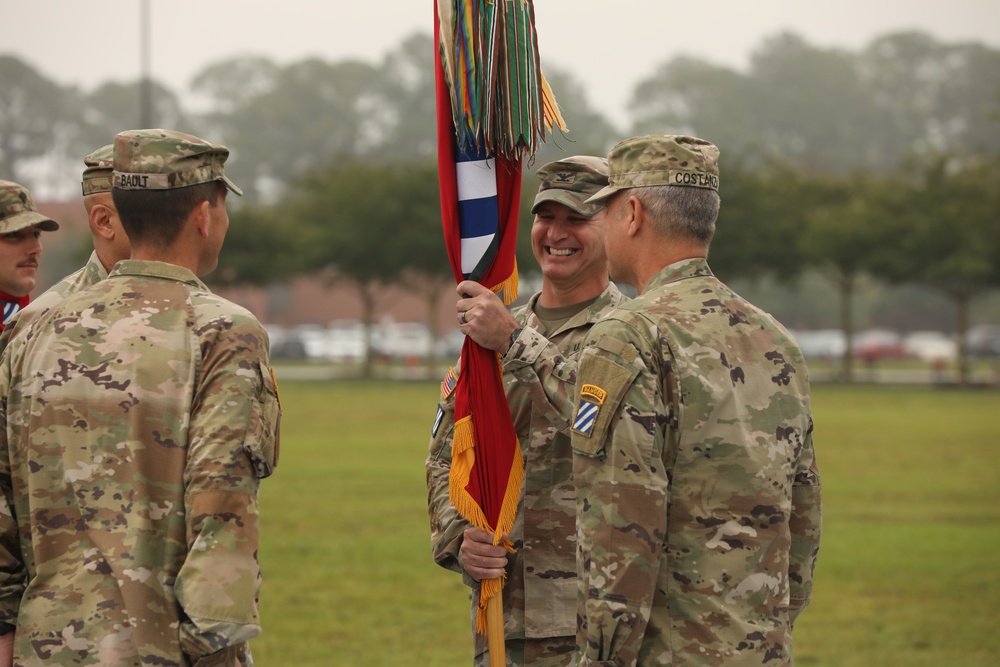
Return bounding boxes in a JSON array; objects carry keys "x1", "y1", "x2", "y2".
[{"x1": 433, "y1": 0, "x2": 566, "y2": 647}]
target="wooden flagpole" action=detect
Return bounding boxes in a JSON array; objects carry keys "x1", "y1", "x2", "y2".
[{"x1": 487, "y1": 592, "x2": 505, "y2": 666}]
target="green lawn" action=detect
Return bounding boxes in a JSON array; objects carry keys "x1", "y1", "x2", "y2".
[
  {"x1": 251, "y1": 379, "x2": 1000, "y2": 666},
  {"x1": 793, "y1": 385, "x2": 1000, "y2": 667},
  {"x1": 253, "y1": 380, "x2": 469, "y2": 666}
]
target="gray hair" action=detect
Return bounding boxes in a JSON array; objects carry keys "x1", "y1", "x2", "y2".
[{"x1": 629, "y1": 184, "x2": 721, "y2": 244}]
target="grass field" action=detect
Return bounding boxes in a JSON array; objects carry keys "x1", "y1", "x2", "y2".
[{"x1": 251, "y1": 378, "x2": 1000, "y2": 666}]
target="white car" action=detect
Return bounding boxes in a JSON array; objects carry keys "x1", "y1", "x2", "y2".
[
  {"x1": 903, "y1": 331, "x2": 957, "y2": 362},
  {"x1": 789, "y1": 329, "x2": 847, "y2": 360}
]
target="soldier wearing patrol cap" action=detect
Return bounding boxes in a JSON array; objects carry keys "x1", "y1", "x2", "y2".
[
  {"x1": 0, "y1": 179, "x2": 59, "y2": 331},
  {"x1": 459, "y1": 135, "x2": 821, "y2": 666},
  {"x1": 0, "y1": 129, "x2": 278, "y2": 667},
  {"x1": 429, "y1": 155, "x2": 628, "y2": 666},
  {"x1": 0, "y1": 145, "x2": 133, "y2": 346}
]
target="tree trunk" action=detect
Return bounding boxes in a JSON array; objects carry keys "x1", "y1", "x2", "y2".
[
  {"x1": 839, "y1": 272, "x2": 855, "y2": 382},
  {"x1": 425, "y1": 285, "x2": 441, "y2": 381},
  {"x1": 359, "y1": 284, "x2": 377, "y2": 380},
  {"x1": 955, "y1": 289, "x2": 971, "y2": 387}
]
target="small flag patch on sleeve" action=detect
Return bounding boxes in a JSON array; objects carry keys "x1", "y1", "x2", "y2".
[{"x1": 440, "y1": 367, "x2": 458, "y2": 399}]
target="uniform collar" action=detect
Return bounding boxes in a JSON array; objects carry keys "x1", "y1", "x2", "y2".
[
  {"x1": 642, "y1": 257, "x2": 714, "y2": 294},
  {"x1": 83, "y1": 250, "x2": 110, "y2": 285},
  {"x1": 526, "y1": 282, "x2": 627, "y2": 336},
  {"x1": 108, "y1": 259, "x2": 207, "y2": 290}
]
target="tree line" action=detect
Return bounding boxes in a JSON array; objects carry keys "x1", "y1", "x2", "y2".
[{"x1": 1, "y1": 30, "x2": 999, "y2": 382}]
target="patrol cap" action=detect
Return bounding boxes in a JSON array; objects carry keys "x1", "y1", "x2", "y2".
[
  {"x1": 112, "y1": 128, "x2": 243, "y2": 196},
  {"x1": 532, "y1": 155, "x2": 610, "y2": 218},
  {"x1": 0, "y1": 179, "x2": 60, "y2": 234},
  {"x1": 82, "y1": 144, "x2": 114, "y2": 196},
  {"x1": 586, "y1": 134, "x2": 720, "y2": 203}
]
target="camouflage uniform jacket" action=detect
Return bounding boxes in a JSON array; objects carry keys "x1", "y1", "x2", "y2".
[
  {"x1": 505, "y1": 258, "x2": 821, "y2": 666},
  {"x1": 30, "y1": 250, "x2": 108, "y2": 313},
  {"x1": 0, "y1": 251, "x2": 109, "y2": 351},
  {"x1": 426, "y1": 283, "x2": 628, "y2": 656},
  {"x1": 0, "y1": 259, "x2": 280, "y2": 667}
]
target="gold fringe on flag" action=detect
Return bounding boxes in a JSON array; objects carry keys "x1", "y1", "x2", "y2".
[
  {"x1": 448, "y1": 416, "x2": 484, "y2": 529},
  {"x1": 449, "y1": 416, "x2": 525, "y2": 633},
  {"x1": 448, "y1": 416, "x2": 524, "y2": 551},
  {"x1": 491, "y1": 260, "x2": 519, "y2": 307}
]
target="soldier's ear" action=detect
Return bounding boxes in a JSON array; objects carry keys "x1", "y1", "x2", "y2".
[
  {"x1": 624, "y1": 195, "x2": 643, "y2": 238},
  {"x1": 191, "y1": 200, "x2": 211, "y2": 239},
  {"x1": 90, "y1": 205, "x2": 115, "y2": 240}
]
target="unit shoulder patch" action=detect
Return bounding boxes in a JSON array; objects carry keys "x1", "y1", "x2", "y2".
[
  {"x1": 571, "y1": 349, "x2": 640, "y2": 457},
  {"x1": 580, "y1": 383, "x2": 607, "y2": 405}
]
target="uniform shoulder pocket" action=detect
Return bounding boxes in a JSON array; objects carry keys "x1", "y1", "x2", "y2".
[
  {"x1": 571, "y1": 341, "x2": 640, "y2": 458},
  {"x1": 244, "y1": 363, "x2": 281, "y2": 478}
]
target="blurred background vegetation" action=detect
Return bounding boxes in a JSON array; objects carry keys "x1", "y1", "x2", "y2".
[{"x1": 2, "y1": 30, "x2": 999, "y2": 382}]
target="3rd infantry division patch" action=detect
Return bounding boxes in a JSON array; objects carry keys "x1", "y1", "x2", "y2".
[{"x1": 573, "y1": 383, "x2": 606, "y2": 436}]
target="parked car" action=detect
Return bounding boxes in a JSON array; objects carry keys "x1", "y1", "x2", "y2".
[
  {"x1": 789, "y1": 329, "x2": 847, "y2": 360},
  {"x1": 295, "y1": 324, "x2": 331, "y2": 360},
  {"x1": 853, "y1": 329, "x2": 906, "y2": 362},
  {"x1": 264, "y1": 325, "x2": 308, "y2": 360},
  {"x1": 373, "y1": 321, "x2": 432, "y2": 360},
  {"x1": 903, "y1": 330, "x2": 956, "y2": 362},
  {"x1": 967, "y1": 325, "x2": 1000, "y2": 358},
  {"x1": 434, "y1": 328, "x2": 466, "y2": 360},
  {"x1": 326, "y1": 320, "x2": 366, "y2": 363}
]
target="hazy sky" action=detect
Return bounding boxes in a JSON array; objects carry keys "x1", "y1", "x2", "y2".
[{"x1": 6, "y1": 1, "x2": 1000, "y2": 127}]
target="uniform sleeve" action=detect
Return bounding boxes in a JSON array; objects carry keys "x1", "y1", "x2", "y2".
[
  {"x1": 425, "y1": 373, "x2": 474, "y2": 583},
  {"x1": 788, "y1": 414, "x2": 821, "y2": 625},
  {"x1": 570, "y1": 322, "x2": 669, "y2": 667},
  {"x1": 174, "y1": 319, "x2": 279, "y2": 661},
  {"x1": 502, "y1": 326, "x2": 577, "y2": 428},
  {"x1": 0, "y1": 347, "x2": 26, "y2": 630},
  {"x1": 0, "y1": 313, "x2": 26, "y2": 362}
]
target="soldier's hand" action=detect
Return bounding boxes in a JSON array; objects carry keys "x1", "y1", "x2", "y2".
[
  {"x1": 0, "y1": 631, "x2": 13, "y2": 667},
  {"x1": 460, "y1": 527, "x2": 509, "y2": 581},
  {"x1": 456, "y1": 281, "x2": 519, "y2": 353}
]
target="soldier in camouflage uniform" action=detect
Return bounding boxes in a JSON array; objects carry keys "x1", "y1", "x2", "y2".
[
  {"x1": 0, "y1": 181, "x2": 59, "y2": 332},
  {"x1": 459, "y1": 135, "x2": 821, "y2": 666},
  {"x1": 1, "y1": 145, "x2": 132, "y2": 346},
  {"x1": 428, "y1": 156, "x2": 628, "y2": 666},
  {"x1": 0, "y1": 129, "x2": 279, "y2": 667}
]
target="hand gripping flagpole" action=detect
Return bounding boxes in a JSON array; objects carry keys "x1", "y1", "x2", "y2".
[{"x1": 434, "y1": 2, "x2": 566, "y2": 665}]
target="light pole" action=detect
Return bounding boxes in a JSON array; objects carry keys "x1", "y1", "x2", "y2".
[{"x1": 140, "y1": 0, "x2": 153, "y2": 127}]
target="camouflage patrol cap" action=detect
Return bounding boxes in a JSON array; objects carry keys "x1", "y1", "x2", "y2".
[
  {"x1": 112, "y1": 128, "x2": 243, "y2": 196},
  {"x1": 532, "y1": 155, "x2": 610, "y2": 217},
  {"x1": 0, "y1": 179, "x2": 60, "y2": 234},
  {"x1": 82, "y1": 144, "x2": 114, "y2": 196},
  {"x1": 586, "y1": 134, "x2": 720, "y2": 203}
]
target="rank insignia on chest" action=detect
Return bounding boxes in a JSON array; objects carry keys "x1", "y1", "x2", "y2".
[
  {"x1": 440, "y1": 367, "x2": 458, "y2": 400},
  {"x1": 573, "y1": 383, "x2": 606, "y2": 437}
]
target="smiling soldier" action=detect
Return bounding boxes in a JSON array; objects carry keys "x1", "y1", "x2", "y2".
[{"x1": 428, "y1": 155, "x2": 628, "y2": 666}]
